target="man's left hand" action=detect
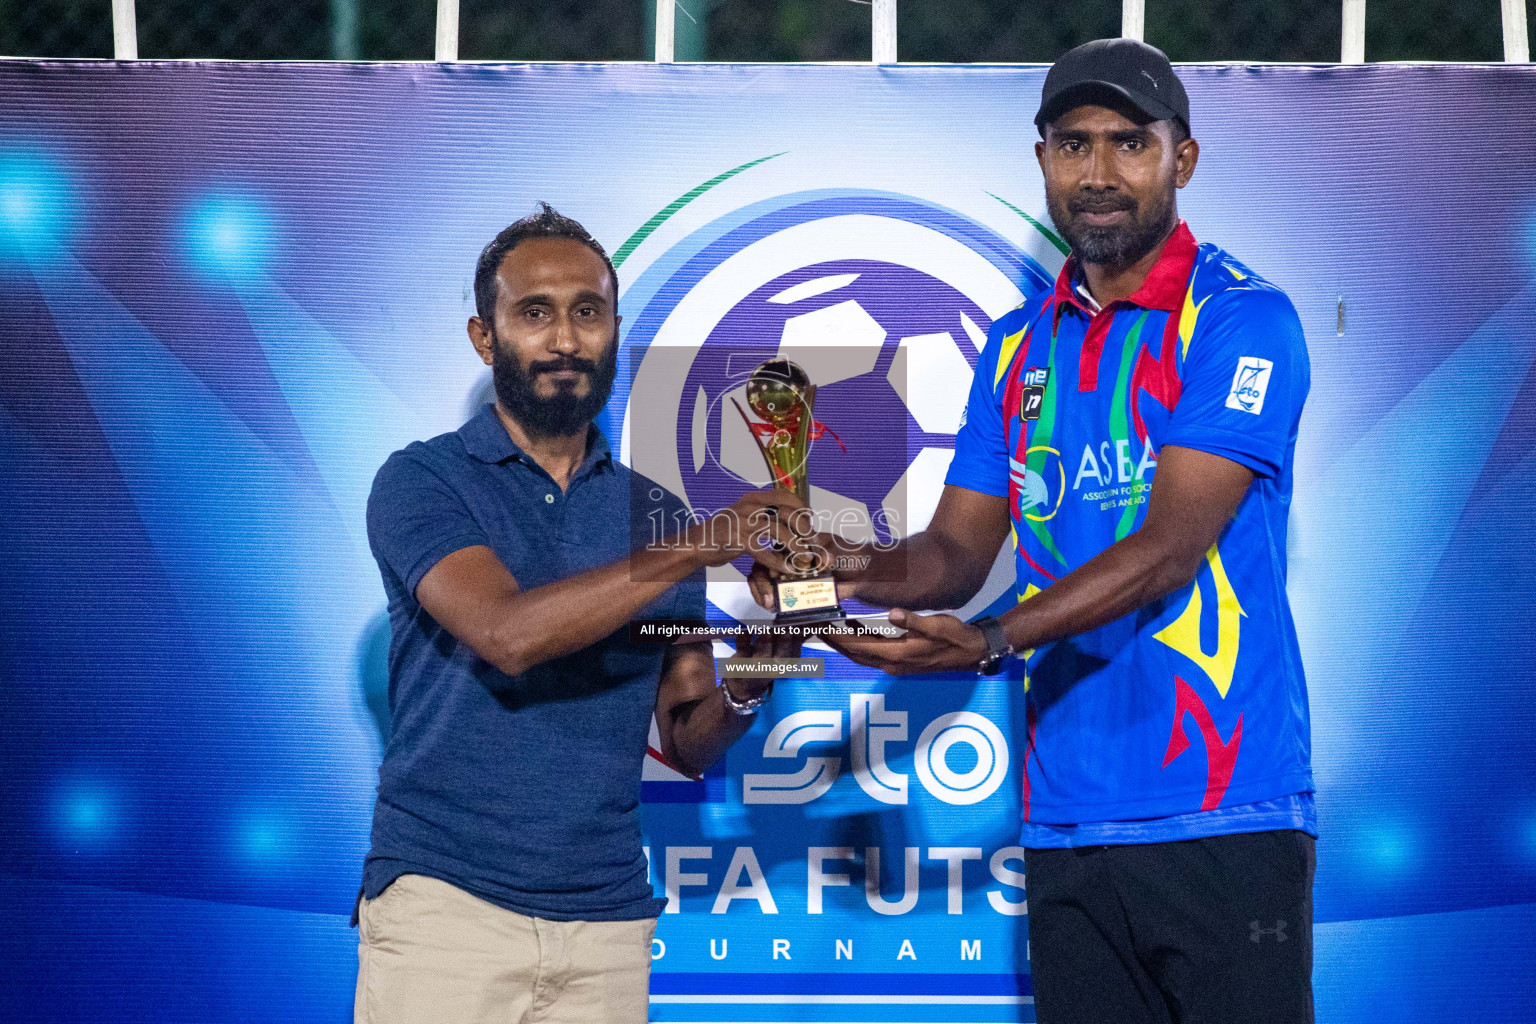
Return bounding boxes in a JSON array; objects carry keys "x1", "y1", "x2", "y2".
[{"x1": 819, "y1": 608, "x2": 990, "y2": 675}]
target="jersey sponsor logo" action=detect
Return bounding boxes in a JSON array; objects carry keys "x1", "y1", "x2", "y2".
[
  {"x1": 1226, "y1": 356, "x2": 1273, "y2": 415},
  {"x1": 1072, "y1": 440, "x2": 1157, "y2": 490},
  {"x1": 1018, "y1": 367, "x2": 1049, "y2": 421},
  {"x1": 1019, "y1": 385, "x2": 1044, "y2": 421},
  {"x1": 1067, "y1": 441, "x2": 1157, "y2": 513}
]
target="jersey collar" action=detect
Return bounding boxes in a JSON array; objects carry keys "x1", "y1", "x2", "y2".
[{"x1": 1051, "y1": 219, "x2": 1198, "y2": 321}]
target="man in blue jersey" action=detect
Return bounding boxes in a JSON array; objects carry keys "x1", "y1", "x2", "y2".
[{"x1": 752, "y1": 38, "x2": 1314, "y2": 1024}]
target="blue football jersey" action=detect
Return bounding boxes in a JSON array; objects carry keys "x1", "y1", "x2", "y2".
[{"x1": 947, "y1": 222, "x2": 1314, "y2": 836}]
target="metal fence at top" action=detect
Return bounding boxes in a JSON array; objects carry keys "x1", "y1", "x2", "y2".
[
  {"x1": 1, "y1": 0, "x2": 647, "y2": 61},
  {"x1": 0, "y1": 0, "x2": 1527, "y2": 64}
]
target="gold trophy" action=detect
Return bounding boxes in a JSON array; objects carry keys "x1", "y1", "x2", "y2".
[{"x1": 732, "y1": 359, "x2": 846, "y2": 626}]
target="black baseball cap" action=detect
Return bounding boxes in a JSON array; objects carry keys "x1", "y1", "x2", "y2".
[{"x1": 1034, "y1": 38, "x2": 1190, "y2": 136}]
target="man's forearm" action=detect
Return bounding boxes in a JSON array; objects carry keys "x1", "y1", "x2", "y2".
[
  {"x1": 999, "y1": 529, "x2": 1202, "y2": 653},
  {"x1": 841, "y1": 530, "x2": 988, "y2": 611},
  {"x1": 481, "y1": 543, "x2": 706, "y2": 677},
  {"x1": 667, "y1": 679, "x2": 768, "y2": 778}
]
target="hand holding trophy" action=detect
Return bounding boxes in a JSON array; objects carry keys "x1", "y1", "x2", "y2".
[{"x1": 731, "y1": 358, "x2": 847, "y2": 627}]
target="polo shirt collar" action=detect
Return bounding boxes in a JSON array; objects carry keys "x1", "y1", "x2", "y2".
[
  {"x1": 1052, "y1": 219, "x2": 1198, "y2": 319},
  {"x1": 460, "y1": 403, "x2": 614, "y2": 475},
  {"x1": 580, "y1": 428, "x2": 615, "y2": 476}
]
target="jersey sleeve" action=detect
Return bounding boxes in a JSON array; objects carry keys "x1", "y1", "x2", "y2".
[
  {"x1": 943, "y1": 314, "x2": 1014, "y2": 497},
  {"x1": 1162, "y1": 288, "x2": 1310, "y2": 479},
  {"x1": 366, "y1": 450, "x2": 492, "y2": 599}
]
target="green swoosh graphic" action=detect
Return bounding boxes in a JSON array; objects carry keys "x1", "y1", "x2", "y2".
[
  {"x1": 986, "y1": 191, "x2": 1070, "y2": 257},
  {"x1": 612, "y1": 152, "x2": 788, "y2": 268},
  {"x1": 1024, "y1": 318, "x2": 1068, "y2": 566},
  {"x1": 1111, "y1": 312, "x2": 1149, "y2": 541}
]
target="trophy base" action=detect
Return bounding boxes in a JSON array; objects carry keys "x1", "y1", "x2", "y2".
[{"x1": 774, "y1": 574, "x2": 845, "y2": 628}]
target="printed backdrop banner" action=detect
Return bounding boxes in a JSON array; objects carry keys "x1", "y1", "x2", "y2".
[{"x1": 2, "y1": 60, "x2": 1535, "y2": 1023}]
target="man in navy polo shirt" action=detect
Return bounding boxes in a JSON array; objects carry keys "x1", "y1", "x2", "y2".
[
  {"x1": 355, "y1": 204, "x2": 789, "y2": 1024},
  {"x1": 765, "y1": 39, "x2": 1315, "y2": 1024}
]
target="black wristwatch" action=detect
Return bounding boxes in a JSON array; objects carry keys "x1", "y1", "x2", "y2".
[{"x1": 972, "y1": 616, "x2": 1014, "y2": 675}]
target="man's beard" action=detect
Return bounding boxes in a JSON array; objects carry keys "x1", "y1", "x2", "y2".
[
  {"x1": 1049, "y1": 184, "x2": 1178, "y2": 270},
  {"x1": 491, "y1": 332, "x2": 618, "y2": 439}
]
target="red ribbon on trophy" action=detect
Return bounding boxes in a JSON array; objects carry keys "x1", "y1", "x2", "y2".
[{"x1": 741, "y1": 416, "x2": 848, "y2": 454}]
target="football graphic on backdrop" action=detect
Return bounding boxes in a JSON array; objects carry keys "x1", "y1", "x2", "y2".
[
  {"x1": 681, "y1": 259, "x2": 987, "y2": 550},
  {"x1": 622, "y1": 196, "x2": 1048, "y2": 625}
]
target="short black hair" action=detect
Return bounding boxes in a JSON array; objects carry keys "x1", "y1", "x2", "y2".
[{"x1": 473, "y1": 202, "x2": 619, "y2": 325}]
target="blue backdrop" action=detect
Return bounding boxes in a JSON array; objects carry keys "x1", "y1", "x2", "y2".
[{"x1": 1, "y1": 59, "x2": 1534, "y2": 1022}]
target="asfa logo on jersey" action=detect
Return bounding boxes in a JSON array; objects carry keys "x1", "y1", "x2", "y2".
[
  {"x1": 1019, "y1": 367, "x2": 1049, "y2": 421},
  {"x1": 1073, "y1": 440, "x2": 1158, "y2": 494},
  {"x1": 1009, "y1": 446, "x2": 1065, "y2": 521}
]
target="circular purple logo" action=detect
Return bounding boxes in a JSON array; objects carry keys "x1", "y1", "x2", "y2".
[{"x1": 680, "y1": 258, "x2": 989, "y2": 547}]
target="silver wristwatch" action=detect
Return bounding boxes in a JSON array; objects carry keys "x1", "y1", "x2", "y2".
[{"x1": 720, "y1": 678, "x2": 773, "y2": 716}]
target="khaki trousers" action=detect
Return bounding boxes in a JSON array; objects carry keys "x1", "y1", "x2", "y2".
[{"x1": 354, "y1": 873, "x2": 656, "y2": 1024}]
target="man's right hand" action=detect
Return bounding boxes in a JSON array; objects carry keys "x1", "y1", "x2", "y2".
[{"x1": 683, "y1": 488, "x2": 806, "y2": 568}]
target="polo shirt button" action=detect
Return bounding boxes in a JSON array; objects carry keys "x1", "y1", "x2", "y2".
[{"x1": 545, "y1": 493, "x2": 555, "y2": 504}]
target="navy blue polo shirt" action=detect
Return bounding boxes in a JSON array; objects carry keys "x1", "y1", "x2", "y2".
[{"x1": 362, "y1": 403, "x2": 702, "y2": 921}]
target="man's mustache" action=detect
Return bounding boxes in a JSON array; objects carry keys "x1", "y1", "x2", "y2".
[
  {"x1": 529, "y1": 356, "x2": 598, "y2": 376},
  {"x1": 1068, "y1": 192, "x2": 1137, "y2": 215}
]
